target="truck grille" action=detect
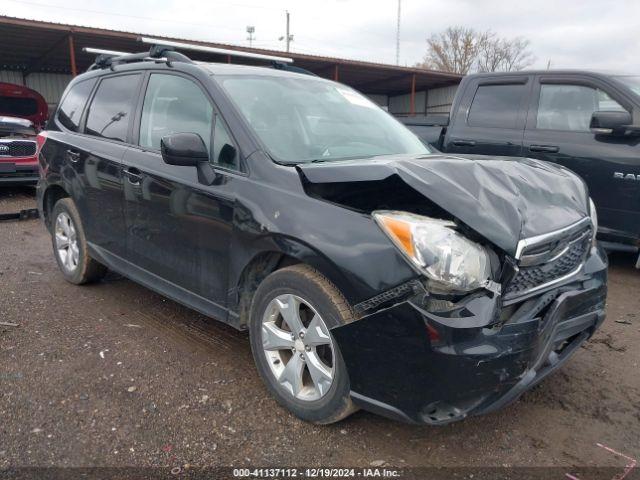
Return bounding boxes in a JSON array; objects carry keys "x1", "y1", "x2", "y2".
[
  {"x1": 0, "y1": 140, "x2": 37, "y2": 158},
  {"x1": 505, "y1": 221, "x2": 592, "y2": 298}
]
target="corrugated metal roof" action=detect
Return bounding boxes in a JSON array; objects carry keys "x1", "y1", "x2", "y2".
[{"x1": 0, "y1": 15, "x2": 461, "y2": 95}]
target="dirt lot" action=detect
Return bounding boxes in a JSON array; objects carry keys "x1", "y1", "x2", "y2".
[{"x1": 1, "y1": 187, "x2": 639, "y2": 473}]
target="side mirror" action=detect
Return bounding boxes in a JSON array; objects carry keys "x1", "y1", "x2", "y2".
[
  {"x1": 590, "y1": 111, "x2": 632, "y2": 136},
  {"x1": 161, "y1": 132, "x2": 209, "y2": 166}
]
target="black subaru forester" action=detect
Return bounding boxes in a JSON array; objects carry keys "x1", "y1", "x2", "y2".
[{"x1": 37, "y1": 44, "x2": 607, "y2": 425}]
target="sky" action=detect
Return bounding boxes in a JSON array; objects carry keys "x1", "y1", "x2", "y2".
[{"x1": 1, "y1": 0, "x2": 639, "y2": 71}]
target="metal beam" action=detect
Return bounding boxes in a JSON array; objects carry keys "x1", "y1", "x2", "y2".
[
  {"x1": 68, "y1": 34, "x2": 77, "y2": 77},
  {"x1": 333, "y1": 64, "x2": 339, "y2": 82},
  {"x1": 410, "y1": 73, "x2": 416, "y2": 115},
  {"x1": 353, "y1": 73, "x2": 412, "y2": 92}
]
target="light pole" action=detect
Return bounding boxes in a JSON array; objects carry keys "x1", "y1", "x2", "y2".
[
  {"x1": 278, "y1": 10, "x2": 293, "y2": 52},
  {"x1": 246, "y1": 26, "x2": 255, "y2": 48}
]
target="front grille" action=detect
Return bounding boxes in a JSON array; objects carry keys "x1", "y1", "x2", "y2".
[
  {"x1": 0, "y1": 140, "x2": 37, "y2": 157},
  {"x1": 505, "y1": 223, "x2": 592, "y2": 298}
]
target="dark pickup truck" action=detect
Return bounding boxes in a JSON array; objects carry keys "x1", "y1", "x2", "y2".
[{"x1": 400, "y1": 71, "x2": 640, "y2": 257}]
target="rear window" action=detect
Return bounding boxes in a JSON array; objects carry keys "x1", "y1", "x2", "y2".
[
  {"x1": 467, "y1": 84, "x2": 527, "y2": 128},
  {"x1": 85, "y1": 74, "x2": 141, "y2": 142},
  {"x1": 57, "y1": 78, "x2": 96, "y2": 132},
  {"x1": 0, "y1": 96, "x2": 38, "y2": 117}
]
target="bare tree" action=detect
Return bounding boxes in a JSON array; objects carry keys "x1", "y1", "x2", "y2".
[
  {"x1": 417, "y1": 26, "x2": 487, "y2": 74},
  {"x1": 477, "y1": 35, "x2": 534, "y2": 72},
  {"x1": 417, "y1": 26, "x2": 534, "y2": 74}
]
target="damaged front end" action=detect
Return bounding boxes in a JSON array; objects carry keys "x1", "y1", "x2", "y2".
[
  {"x1": 331, "y1": 234, "x2": 607, "y2": 425},
  {"x1": 298, "y1": 154, "x2": 608, "y2": 424}
]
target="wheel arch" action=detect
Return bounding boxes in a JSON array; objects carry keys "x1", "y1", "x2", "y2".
[
  {"x1": 41, "y1": 183, "x2": 70, "y2": 230},
  {"x1": 230, "y1": 236, "x2": 357, "y2": 329}
]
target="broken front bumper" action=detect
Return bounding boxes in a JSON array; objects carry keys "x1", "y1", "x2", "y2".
[{"x1": 331, "y1": 246, "x2": 608, "y2": 425}]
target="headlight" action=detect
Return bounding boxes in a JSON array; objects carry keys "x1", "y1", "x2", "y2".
[
  {"x1": 589, "y1": 198, "x2": 598, "y2": 246},
  {"x1": 373, "y1": 210, "x2": 492, "y2": 293}
]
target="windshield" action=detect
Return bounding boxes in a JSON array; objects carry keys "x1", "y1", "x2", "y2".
[
  {"x1": 216, "y1": 74, "x2": 430, "y2": 163},
  {"x1": 615, "y1": 76, "x2": 640, "y2": 96}
]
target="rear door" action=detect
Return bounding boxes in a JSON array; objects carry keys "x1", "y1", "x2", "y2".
[
  {"x1": 523, "y1": 75, "x2": 640, "y2": 242},
  {"x1": 47, "y1": 74, "x2": 141, "y2": 259},
  {"x1": 443, "y1": 75, "x2": 531, "y2": 157},
  {"x1": 122, "y1": 71, "x2": 239, "y2": 315},
  {"x1": 79, "y1": 73, "x2": 142, "y2": 258}
]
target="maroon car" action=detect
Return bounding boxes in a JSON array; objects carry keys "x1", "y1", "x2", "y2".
[
  {"x1": 0, "y1": 82, "x2": 48, "y2": 129},
  {"x1": 0, "y1": 116, "x2": 40, "y2": 185}
]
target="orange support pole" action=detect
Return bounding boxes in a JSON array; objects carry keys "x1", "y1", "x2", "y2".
[
  {"x1": 410, "y1": 73, "x2": 416, "y2": 116},
  {"x1": 68, "y1": 34, "x2": 77, "y2": 77},
  {"x1": 333, "y1": 64, "x2": 339, "y2": 82}
]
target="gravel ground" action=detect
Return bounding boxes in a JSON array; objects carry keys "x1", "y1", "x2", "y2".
[{"x1": 1, "y1": 186, "x2": 639, "y2": 472}]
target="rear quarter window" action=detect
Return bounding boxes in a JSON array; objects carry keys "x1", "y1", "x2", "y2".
[
  {"x1": 85, "y1": 74, "x2": 141, "y2": 142},
  {"x1": 57, "y1": 78, "x2": 96, "y2": 132}
]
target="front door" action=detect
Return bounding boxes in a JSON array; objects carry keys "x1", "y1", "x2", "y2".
[
  {"x1": 443, "y1": 76, "x2": 531, "y2": 157},
  {"x1": 123, "y1": 72, "x2": 240, "y2": 314},
  {"x1": 523, "y1": 76, "x2": 640, "y2": 242}
]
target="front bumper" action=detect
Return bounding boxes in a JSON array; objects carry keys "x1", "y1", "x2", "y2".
[
  {"x1": 331, "y1": 246, "x2": 608, "y2": 424},
  {"x1": 0, "y1": 158, "x2": 39, "y2": 185}
]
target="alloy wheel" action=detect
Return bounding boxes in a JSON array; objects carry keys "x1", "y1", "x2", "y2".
[
  {"x1": 261, "y1": 294, "x2": 335, "y2": 402},
  {"x1": 54, "y1": 212, "x2": 80, "y2": 273}
]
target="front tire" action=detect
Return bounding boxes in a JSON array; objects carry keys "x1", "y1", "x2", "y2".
[
  {"x1": 249, "y1": 264, "x2": 358, "y2": 424},
  {"x1": 51, "y1": 198, "x2": 107, "y2": 285}
]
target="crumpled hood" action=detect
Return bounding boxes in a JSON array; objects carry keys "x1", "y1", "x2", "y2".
[{"x1": 297, "y1": 154, "x2": 589, "y2": 256}]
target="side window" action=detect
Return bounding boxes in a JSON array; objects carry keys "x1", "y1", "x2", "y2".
[
  {"x1": 467, "y1": 84, "x2": 527, "y2": 128},
  {"x1": 57, "y1": 78, "x2": 96, "y2": 132},
  {"x1": 85, "y1": 74, "x2": 140, "y2": 142},
  {"x1": 536, "y1": 84, "x2": 627, "y2": 132},
  {"x1": 139, "y1": 74, "x2": 213, "y2": 153},
  {"x1": 212, "y1": 115, "x2": 238, "y2": 170}
]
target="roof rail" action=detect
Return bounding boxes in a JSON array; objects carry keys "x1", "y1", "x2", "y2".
[
  {"x1": 84, "y1": 46, "x2": 193, "y2": 71},
  {"x1": 83, "y1": 39, "x2": 319, "y2": 77},
  {"x1": 138, "y1": 36, "x2": 294, "y2": 64}
]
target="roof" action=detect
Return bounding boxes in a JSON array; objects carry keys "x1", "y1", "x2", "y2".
[{"x1": 0, "y1": 15, "x2": 462, "y2": 95}]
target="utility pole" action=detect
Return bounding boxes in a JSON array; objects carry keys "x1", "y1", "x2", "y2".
[
  {"x1": 246, "y1": 26, "x2": 255, "y2": 47},
  {"x1": 279, "y1": 10, "x2": 293, "y2": 52},
  {"x1": 395, "y1": 0, "x2": 401, "y2": 65}
]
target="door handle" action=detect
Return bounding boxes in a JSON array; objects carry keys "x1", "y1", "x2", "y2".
[
  {"x1": 452, "y1": 139, "x2": 476, "y2": 147},
  {"x1": 529, "y1": 145, "x2": 559, "y2": 153},
  {"x1": 123, "y1": 167, "x2": 142, "y2": 185},
  {"x1": 66, "y1": 149, "x2": 81, "y2": 163}
]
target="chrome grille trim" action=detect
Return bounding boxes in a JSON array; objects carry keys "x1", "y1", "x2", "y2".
[
  {"x1": 514, "y1": 217, "x2": 592, "y2": 260},
  {"x1": 506, "y1": 217, "x2": 594, "y2": 299}
]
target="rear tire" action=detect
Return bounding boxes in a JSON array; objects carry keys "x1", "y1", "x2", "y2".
[
  {"x1": 249, "y1": 264, "x2": 358, "y2": 424},
  {"x1": 51, "y1": 198, "x2": 107, "y2": 285}
]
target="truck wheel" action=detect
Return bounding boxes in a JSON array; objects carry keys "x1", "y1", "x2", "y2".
[
  {"x1": 249, "y1": 264, "x2": 358, "y2": 424},
  {"x1": 51, "y1": 198, "x2": 107, "y2": 285}
]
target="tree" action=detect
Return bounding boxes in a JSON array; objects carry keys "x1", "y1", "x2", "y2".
[
  {"x1": 477, "y1": 35, "x2": 534, "y2": 73},
  {"x1": 417, "y1": 26, "x2": 534, "y2": 74}
]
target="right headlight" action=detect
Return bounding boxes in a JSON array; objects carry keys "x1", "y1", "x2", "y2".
[
  {"x1": 373, "y1": 210, "x2": 492, "y2": 294},
  {"x1": 589, "y1": 198, "x2": 598, "y2": 246}
]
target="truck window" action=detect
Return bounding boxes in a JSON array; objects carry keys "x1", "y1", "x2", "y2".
[
  {"x1": 536, "y1": 84, "x2": 626, "y2": 132},
  {"x1": 57, "y1": 79, "x2": 96, "y2": 132},
  {"x1": 85, "y1": 74, "x2": 141, "y2": 142},
  {"x1": 467, "y1": 84, "x2": 527, "y2": 128}
]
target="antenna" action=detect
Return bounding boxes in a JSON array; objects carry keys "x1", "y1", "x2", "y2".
[
  {"x1": 138, "y1": 36, "x2": 293, "y2": 63},
  {"x1": 395, "y1": 0, "x2": 401, "y2": 65}
]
